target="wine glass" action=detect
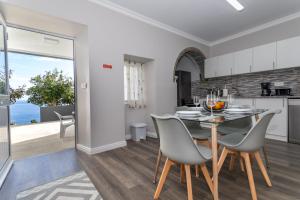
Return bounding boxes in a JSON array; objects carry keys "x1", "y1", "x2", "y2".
[
  {"x1": 227, "y1": 94, "x2": 235, "y2": 108},
  {"x1": 206, "y1": 93, "x2": 217, "y2": 116},
  {"x1": 193, "y1": 96, "x2": 201, "y2": 107}
]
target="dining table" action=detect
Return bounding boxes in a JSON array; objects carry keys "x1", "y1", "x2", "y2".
[{"x1": 177, "y1": 108, "x2": 267, "y2": 200}]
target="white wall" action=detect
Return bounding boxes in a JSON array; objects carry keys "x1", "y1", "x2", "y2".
[
  {"x1": 3, "y1": 0, "x2": 208, "y2": 150},
  {"x1": 210, "y1": 17, "x2": 300, "y2": 57},
  {"x1": 176, "y1": 56, "x2": 200, "y2": 82}
]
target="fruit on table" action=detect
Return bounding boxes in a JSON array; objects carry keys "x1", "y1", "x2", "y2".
[{"x1": 208, "y1": 101, "x2": 225, "y2": 110}]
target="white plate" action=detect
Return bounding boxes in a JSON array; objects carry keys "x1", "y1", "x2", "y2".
[
  {"x1": 176, "y1": 111, "x2": 201, "y2": 116},
  {"x1": 224, "y1": 108, "x2": 252, "y2": 113}
]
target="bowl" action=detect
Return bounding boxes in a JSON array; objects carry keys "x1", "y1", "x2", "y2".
[{"x1": 203, "y1": 101, "x2": 227, "y2": 113}]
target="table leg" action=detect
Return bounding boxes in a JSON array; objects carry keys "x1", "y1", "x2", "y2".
[{"x1": 211, "y1": 124, "x2": 219, "y2": 200}]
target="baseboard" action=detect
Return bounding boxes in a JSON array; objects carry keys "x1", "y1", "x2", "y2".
[
  {"x1": 266, "y1": 134, "x2": 287, "y2": 142},
  {"x1": 147, "y1": 131, "x2": 158, "y2": 138},
  {"x1": 77, "y1": 140, "x2": 127, "y2": 155},
  {"x1": 0, "y1": 158, "x2": 13, "y2": 188}
]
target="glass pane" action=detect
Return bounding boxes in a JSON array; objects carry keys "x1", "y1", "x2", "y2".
[
  {"x1": 0, "y1": 105, "x2": 9, "y2": 170},
  {"x1": 0, "y1": 24, "x2": 6, "y2": 95}
]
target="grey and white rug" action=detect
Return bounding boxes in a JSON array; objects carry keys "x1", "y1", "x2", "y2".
[{"x1": 17, "y1": 171, "x2": 102, "y2": 200}]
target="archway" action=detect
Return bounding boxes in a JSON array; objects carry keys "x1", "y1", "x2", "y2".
[{"x1": 173, "y1": 47, "x2": 206, "y2": 106}]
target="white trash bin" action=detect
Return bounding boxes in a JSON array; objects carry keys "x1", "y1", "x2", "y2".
[{"x1": 130, "y1": 123, "x2": 147, "y2": 141}]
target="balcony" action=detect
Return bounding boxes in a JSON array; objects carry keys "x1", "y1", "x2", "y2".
[{"x1": 11, "y1": 121, "x2": 75, "y2": 160}]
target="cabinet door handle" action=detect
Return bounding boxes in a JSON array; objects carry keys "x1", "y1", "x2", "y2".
[
  {"x1": 273, "y1": 61, "x2": 275, "y2": 69},
  {"x1": 250, "y1": 65, "x2": 252, "y2": 72},
  {"x1": 230, "y1": 68, "x2": 233, "y2": 75}
]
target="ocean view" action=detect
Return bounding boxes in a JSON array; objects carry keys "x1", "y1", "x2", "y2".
[{"x1": 10, "y1": 100, "x2": 40, "y2": 125}]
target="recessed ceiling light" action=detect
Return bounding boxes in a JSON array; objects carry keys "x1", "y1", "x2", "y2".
[{"x1": 226, "y1": 0, "x2": 245, "y2": 11}]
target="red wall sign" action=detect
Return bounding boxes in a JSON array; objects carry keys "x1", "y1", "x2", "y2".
[{"x1": 103, "y1": 64, "x2": 112, "y2": 69}]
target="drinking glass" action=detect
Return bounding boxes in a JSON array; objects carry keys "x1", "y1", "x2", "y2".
[
  {"x1": 227, "y1": 94, "x2": 235, "y2": 107},
  {"x1": 193, "y1": 96, "x2": 201, "y2": 107},
  {"x1": 206, "y1": 93, "x2": 217, "y2": 116}
]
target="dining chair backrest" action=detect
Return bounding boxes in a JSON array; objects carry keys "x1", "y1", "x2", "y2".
[
  {"x1": 235, "y1": 109, "x2": 281, "y2": 152},
  {"x1": 220, "y1": 117, "x2": 253, "y2": 131},
  {"x1": 151, "y1": 114, "x2": 210, "y2": 164},
  {"x1": 151, "y1": 115, "x2": 160, "y2": 139}
]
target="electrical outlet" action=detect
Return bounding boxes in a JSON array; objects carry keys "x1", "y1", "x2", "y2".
[{"x1": 274, "y1": 82, "x2": 284, "y2": 87}]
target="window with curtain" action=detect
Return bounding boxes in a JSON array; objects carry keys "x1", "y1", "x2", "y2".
[{"x1": 124, "y1": 61, "x2": 146, "y2": 108}]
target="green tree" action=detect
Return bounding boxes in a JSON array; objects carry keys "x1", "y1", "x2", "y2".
[
  {"x1": 26, "y1": 69, "x2": 74, "y2": 106},
  {"x1": 0, "y1": 70, "x2": 25, "y2": 103},
  {"x1": 10, "y1": 85, "x2": 26, "y2": 103}
]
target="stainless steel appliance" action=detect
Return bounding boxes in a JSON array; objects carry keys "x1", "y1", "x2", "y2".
[
  {"x1": 275, "y1": 88, "x2": 291, "y2": 96},
  {"x1": 261, "y1": 82, "x2": 271, "y2": 96},
  {"x1": 288, "y1": 99, "x2": 300, "y2": 144}
]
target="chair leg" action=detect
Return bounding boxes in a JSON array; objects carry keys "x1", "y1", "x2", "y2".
[
  {"x1": 200, "y1": 163, "x2": 213, "y2": 194},
  {"x1": 195, "y1": 164, "x2": 199, "y2": 178},
  {"x1": 153, "y1": 150, "x2": 162, "y2": 184},
  {"x1": 229, "y1": 154, "x2": 236, "y2": 171},
  {"x1": 184, "y1": 164, "x2": 193, "y2": 200},
  {"x1": 180, "y1": 164, "x2": 186, "y2": 184},
  {"x1": 262, "y1": 146, "x2": 270, "y2": 169},
  {"x1": 218, "y1": 147, "x2": 229, "y2": 174},
  {"x1": 60, "y1": 123, "x2": 66, "y2": 138},
  {"x1": 239, "y1": 156, "x2": 245, "y2": 172},
  {"x1": 242, "y1": 152, "x2": 257, "y2": 200},
  {"x1": 254, "y1": 151, "x2": 272, "y2": 187},
  {"x1": 154, "y1": 158, "x2": 174, "y2": 199}
]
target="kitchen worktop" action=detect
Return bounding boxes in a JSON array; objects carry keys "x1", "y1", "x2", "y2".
[{"x1": 234, "y1": 96, "x2": 300, "y2": 99}]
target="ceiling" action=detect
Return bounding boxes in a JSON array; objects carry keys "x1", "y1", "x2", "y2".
[{"x1": 99, "y1": 0, "x2": 300, "y2": 44}]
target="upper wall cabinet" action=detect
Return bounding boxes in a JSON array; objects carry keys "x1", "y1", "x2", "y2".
[
  {"x1": 233, "y1": 48, "x2": 252, "y2": 75},
  {"x1": 252, "y1": 42, "x2": 277, "y2": 72},
  {"x1": 277, "y1": 36, "x2": 300, "y2": 69},
  {"x1": 217, "y1": 53, "x2": 234, "y2": 77},
  {"x1": 205, "y1": 57, "x2": 218, "y2": 78}
]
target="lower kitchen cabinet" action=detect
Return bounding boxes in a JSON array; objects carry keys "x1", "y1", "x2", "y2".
[{"x1": 255, "y1": 98, "x2": 288, "y2": 142}]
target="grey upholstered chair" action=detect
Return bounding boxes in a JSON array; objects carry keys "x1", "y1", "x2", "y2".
[
  {"x1": 176, "y1": 106, "x2": 211, "y2": 142},
  {"x1": 218, "y1": 116, "x2": 270, "y2": 169},
  {"x1": 175, "y1": 106, "x2": 211, "y2": 177},
  {"x1": 218, "y1": 116, "x2": 253, "y2": 135},
  {"x1": 152, "y1": 114, "x2": 213, "y2": 200},
  {"x1": 151, "y1": 115, "x2": 162, "y2": 184},
  {"x1": 217, "y1": 110, "x2": 281, "y2": 200}
]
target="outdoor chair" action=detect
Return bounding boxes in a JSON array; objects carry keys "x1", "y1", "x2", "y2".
[{"x1": 54, "y1": 111, "x2": 75, "y2": 138}]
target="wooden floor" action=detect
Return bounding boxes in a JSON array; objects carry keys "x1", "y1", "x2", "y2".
[{"x1": 1, "y1": 138, "x2": 300, "y2": 200}]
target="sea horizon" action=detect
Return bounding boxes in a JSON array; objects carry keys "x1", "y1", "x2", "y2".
[{"x1": 10, "y1": 100, "x2": 40, "y2": 125}]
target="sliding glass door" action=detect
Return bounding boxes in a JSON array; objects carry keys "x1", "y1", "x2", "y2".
[{"x1": 0, "y1": 14, "x2": 10, "y2": 172}]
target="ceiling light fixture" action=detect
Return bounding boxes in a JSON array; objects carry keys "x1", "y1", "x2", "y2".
[{"x1": 226, "y1": 0, "x2": 244, "y2": 11}]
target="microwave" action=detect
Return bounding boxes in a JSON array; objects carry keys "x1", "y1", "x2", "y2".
[{"x1": 275, "y1": 88, "x2": 291, "y2": 96}]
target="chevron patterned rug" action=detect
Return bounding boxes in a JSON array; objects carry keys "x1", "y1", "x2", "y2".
[{"x1": 16, "y1": 171, "x2": 102, "y2": 200}]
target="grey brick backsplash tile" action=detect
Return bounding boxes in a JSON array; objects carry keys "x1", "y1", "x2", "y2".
[{"x1": 192, "y1": 67, "x2": 300, "y2": 97}]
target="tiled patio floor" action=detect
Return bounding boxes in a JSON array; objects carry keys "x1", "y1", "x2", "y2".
[{"x1": 11, "y1": 121, "x2": 75, "y2": 160}]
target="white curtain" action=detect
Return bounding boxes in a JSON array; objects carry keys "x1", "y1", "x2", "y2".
[{"x1": 124, "y1": 61, "x2": 146, "y2": 109}]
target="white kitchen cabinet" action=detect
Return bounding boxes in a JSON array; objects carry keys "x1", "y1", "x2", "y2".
[
  {"x1": 277, "y1": 36, "x2": 300, "y2": 69},
  {"x1": 252, "y1": 42, "x2": 277, "y2": 72},
  {"x1": 233, "y1": 48, "x2": 252, "y2": 74},
  {"x1": 217, "y1": 53, "x2": 234, "y2": 77},
  {"x1": 204, "y1": 57, "x2": 218, "y2": 78},
  {"x1": 254, "y1": 98, "x2": 288, "y2": 142}
]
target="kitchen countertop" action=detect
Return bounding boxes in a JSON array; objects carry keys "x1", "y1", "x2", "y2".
[
  {"x1": 199, "y1": 96, "x2": 300, "y2": 99},
  {"x1": 233, "y1": 96, "x2": 300, "y2": 99}
]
